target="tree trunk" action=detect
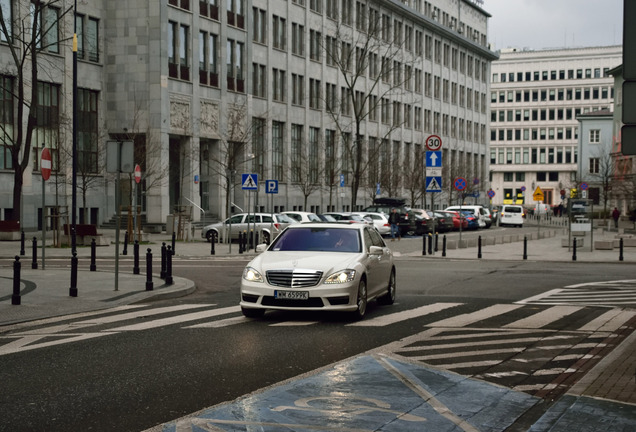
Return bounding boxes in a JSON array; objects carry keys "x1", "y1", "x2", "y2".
[{"x1": 11, "y1": 165, "x2": 23, "y2": 222}]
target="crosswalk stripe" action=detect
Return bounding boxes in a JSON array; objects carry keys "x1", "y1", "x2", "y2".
[
  {"x1": 407, "y1": 347, "x2": 526, "y2": 361},
  {"x1": 577, "y1": 309, "x2": 636, "y2": 332},
  {"x1": 427, "y1": 304, "x2": 522, "y2": 328},
  {"x1": 186, "y1": 316, "x2": 248, "y2": 329},
  {"x1": 347, "y1": 303, "x2": 463, "y2": 327},
  {"x1": 270, "y1": 321, "x2": 319, "y2": 326},
  {"x1": 110, "y1": 306, "x2": 241, "y2": 331},
  {"x1": 397, "y1": 336, "x2": 563, "y2": 352},
  {"x1": 504, "y1": 305, "x2": 583, "y2": 329}
]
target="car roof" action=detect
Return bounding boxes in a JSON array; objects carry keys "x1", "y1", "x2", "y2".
[{"x1": 284, "y1": 223, "x2": 365, "y2": 230}]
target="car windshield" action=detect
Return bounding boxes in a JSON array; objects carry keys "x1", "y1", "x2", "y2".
[{"x1": 270, "y1": 227, "x2": 361, "y2": 253}]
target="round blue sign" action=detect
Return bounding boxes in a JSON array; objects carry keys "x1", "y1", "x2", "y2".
[
  {"x1": 580, "y1": 182, "x2": 588, "y2": 190},
  {"x1": 454, "y1": 177, "x2": 467, "y2": 191},
  {"x1": 487, "y1": 189, "x2": 495, "y2": 198}
]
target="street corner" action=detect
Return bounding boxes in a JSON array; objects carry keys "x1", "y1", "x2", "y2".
[{"x1": 155, "y1": 354, "x2": 540, "y2": 432}]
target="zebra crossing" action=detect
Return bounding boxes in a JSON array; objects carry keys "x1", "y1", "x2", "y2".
[{"x1": 517, "y1": 279, "x2": 636, "y2": 307}]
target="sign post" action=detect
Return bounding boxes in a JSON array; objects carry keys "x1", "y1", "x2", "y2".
[
  {"x1": 242, "y1": 173, "x2": 258, "y2": 250},
  {"x1": 454, "y1": 177, "x2": 467, "y2": 243},
  {"x1": 134, "y1": 164, "x2": 141, "y2": 242},
  {"x1": 266, "y1": 180, "x2": 278, "y2": 241},
  {"x1": 41, "y1": 148, "x2": 52, "y2": 270}
]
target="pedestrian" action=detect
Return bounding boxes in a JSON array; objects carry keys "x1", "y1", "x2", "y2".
[
  {"x1": 388, "y1": 208, "x2": 400, "y2": 241},
  {"x1": 612, "y1": 207, "x2": 620, "y2": 228}
]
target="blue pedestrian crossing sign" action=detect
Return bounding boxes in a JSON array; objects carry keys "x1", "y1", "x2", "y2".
[
  {"x1": 265, "y1": 179, "x2": 278, "y2": 194},
  {"x1": 426, "y1": 177, "x2": 442, "y2": 192},
  {"x1": 241, "y1": 173, "x2": 258, "y2": 190}
]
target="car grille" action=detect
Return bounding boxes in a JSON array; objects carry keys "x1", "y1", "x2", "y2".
[{"x1": 266, "y1": 270, "x2": 323, "y2": 288}]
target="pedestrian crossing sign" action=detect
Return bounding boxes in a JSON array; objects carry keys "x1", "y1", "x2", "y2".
[
  {"x1": 241, "y1": 173, "x2": 258, "y2": 190},
  {"x1": 426, "y1": 176, "x2": 442, "y2": 192}
]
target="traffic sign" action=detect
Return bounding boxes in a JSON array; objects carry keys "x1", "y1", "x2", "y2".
[
  {"x1": 426, "y1": 151, "x2": 442, "y2": 167},
  {"x1": 134, "y1": 164, "x2": 141, "y2": 184},
  {"x1": 241, "y1": 173, "x2": 258, "y2": 190},
  {"x1": 520, "y1": 186, "x2": 526, "y2": 192},
  {"x1": 265, "y1": 179, "x2": 279, "y2": 194},
  {"x1": 41, "y1": 148, "x2": 51, "y2": 181},
  {"x1": 426, "y1": 177, "x2": 442, "y2": 192},
  {"x1": 487, "y1": 189, "x2": 495, "y2": 198},
  {"x1": 425, "y1": 135, "x2": 442, "y2": 151},
  {"x1": 453, "y1": 177, "x2": 467, "y2": 191},
  {"x1": 580, "y1": 182, "x2": 588, "y2": 190},
  {"x1": 533, "y1": 186, "x2": 544, "y2": 201},
  {"x1": 339, "y1": 174, "x2": 345, "y2": 187}
]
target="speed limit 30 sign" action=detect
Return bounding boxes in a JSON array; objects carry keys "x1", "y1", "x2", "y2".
[{"x1": 425, "y1": 135, "x2": 442, "y2": 151}]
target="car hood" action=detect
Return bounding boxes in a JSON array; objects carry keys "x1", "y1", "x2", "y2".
[{"x1": 248, "y1": 251, "x2": 363, "y2": 274}]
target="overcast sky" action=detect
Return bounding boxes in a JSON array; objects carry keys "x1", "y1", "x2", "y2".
[{"x1": 484, "y1": 0, "x2": 624, "y2": 51}]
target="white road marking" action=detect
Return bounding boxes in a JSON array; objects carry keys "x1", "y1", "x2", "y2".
[
  {"x1": 109, "y1": 306, "x2": 241, "y2": 331},
  {"x1": 504, "y1": 306, "x2": 583, "y2": 329},
  {"x1": 427, "y1": 304, "x2": 523, "y2": 327},
  {"x1": 347, "y1": 303, "x2": 463, "y2": 327}
]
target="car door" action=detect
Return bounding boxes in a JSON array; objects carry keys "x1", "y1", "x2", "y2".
[
  {"x1": 225, "y1": 214, "x2": 245, "y2": 239},
  {"x1": 364, "y1": 227, "x2": 392, "y2": 296}
]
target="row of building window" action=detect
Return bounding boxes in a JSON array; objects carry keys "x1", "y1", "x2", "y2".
[
  {"x1": 490, "y1": 146, "x2": 578, "y2": 165},
  {"x1": 491, "y1": 87, "x2": 613, "y2": 104},
  {"x1": 491, "y1": 127, "x2": 579, "y2": 142},
  {"x1": 491, "y1": 107, "x2": 607, "y2": 123},
  {"x1": 492, "y1": 67, "x2": 611, "y2": 83}
]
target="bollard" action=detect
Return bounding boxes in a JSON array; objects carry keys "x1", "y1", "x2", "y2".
[
  {"x1": 477, "y1": 236, "x2": 482, "y2": 259},
  {"x1": 238, "y1": 232, "x2": 243, "y2": 254},
  {"x1": 11, "y1": 256, "x2": 21, "y2": 305},
  {"x1": 428, "y1": 233, "x2": 433, "y2": 255},
  {"x1": 133, "y1": 240, "x2": 140, "y2": 275},
  {"x1": 160, "y1": 242, "x2": 167, "y2": 279},
  {"x1": 523, "y1": 236, "x2": 528, "y2": 260},
  {"x1": 31, "y1": 237, "x2": 38, "y2": 269},
  {"x1": 256, "y1": 232, "x2": 259, "y2": 247},
  {"x1": 248, "y1": 230, "x2": 253, "y2": 251},
  {"x1": 20, "y1": 230, "x2": 25, "y2": 256},
  {"x1": 145, "y1": 248, "x2": 154, "y2": 291},
  {"x1": 422, "y1": 233, "x2": 427, "y2": 256},
  {"x1": 435, "y1": 233, "x2": 439, "y2": 252},
  {"x1": 122, "y1": 231, "x2": 128, "y2": 255},
  {"x1": 165, "y1": 246, "x2": 174, "y2": 285},
  {"x1": 620, "y1": 238, "x2": 624, "y2": 262},
  {"x1": 171, "y1": 231, "x2": 176, "y2": 255},
  {"x1": 69, "y1": 252, "x2": 78, "y2": 297},
  {"x1": 90, "y1": 238, "x2": 97, "y2": 271},
  {"x1": 442, "y1": 235, "x2": 447, "y2": 257},
  {"x1": 210, "y1": 234, "x2": 215, "y2": 255},
  {"x1": 572, "y1": 238, "x2": 577, "y2": 261}
]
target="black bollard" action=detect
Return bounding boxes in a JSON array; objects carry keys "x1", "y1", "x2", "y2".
[
  {"x1": 90, "y1": 238, "x2": 97, "y2": 271},
  {"x1": 442, "y1": 235, "x2": 447, "y2": 257},
  {"x1": 238, "y1": 232, "x2": 243, "y2": 254},
  {"x1": 171, "y1": 231, "x2": 176, "y2": 255},
  {"x1": 122, "y1": 231, "x2": 128, "y2": 255},
  {"x1": 165, "y1": 246, "x2": 174, "y2": 285},
  {"x1": 422, "y1": 233, "x2": 427, "y2": 256},
  {"x1": 11, "y1": 256, "x2": 21, "y2": 305},
  {"x1": 20, "y1": 230, "x2": 25, "y2": 256},
  {"x1": 428, "y1": 233, "x2": 433, "y2": 255},
  {"x1": 477, "y1": 236, "x2": 482, "y2": 259},
  {"x1": 523, "y1": 236, "x2": 528, "y2": 260},
  {"x1": 210, "y1": 234, "x2": 215, "y2": 255},
  {"x1": 572, "y1": 238, "x2": 577, "y2": 261},
  {"x1": 133, "y1": 240, "x2": 140, "y2": 275},
  {"x1": 248, "y1": 230, "x2": 253, "y2": 251},
  {"x1": 69, "y1": 252, "x2": 78, "y2": 297},
  {"x1": 160, "y1": 242, "x2": 167, "y2": 279},
  {"x1": 145, "y1": 248, "x2": 154, "y2": 291},
  {"x1": 31, "y1": 237, "x2": 38, "y2": 269},
  {"x1": 620, "y1": 238, "x2": 624, "y2": 262},
  {"x1": 435, "y1": 233, "x2": 439, "y2": 252}
]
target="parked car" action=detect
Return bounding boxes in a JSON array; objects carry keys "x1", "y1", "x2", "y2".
[
  {"x1": 240, "y1": 223, "x2": 396, "y2": 319},
  {"x1": 438, "y1": 210, "x2": 467, "y2": 231},
  {"x1": 317, "y1": 214, "x2": 338, "y2": 222},
  {"x1": 445, "y1": 205, "x2": 488, "y2": 228},
  {"x1": 351, "y1": 212, "x2": 391, "y2": 235},
  {"x1": 432, "y1": 211, "x2": 454, "y2": 232},
  {"x1": 460, "y1": 211, "x2": 480, "y2": 230},
  {"x1": 499, "y1": 205, "x2": 525, "y2": 227},
  {"x1": 482, "y1": 208, "x2": 493, "y2": 229},
  {"x1": 362, "y1": 197, "x2": 417, "y2": 236},
  {"x1": 322, "y1": 212, "x2": 370, "y2": 225},
  {"x1": 201, "y1": 213, "x2": 295, "y2": 243},
  {"x1": 411, "y1": 209, "x2": 435, "y2": 235},
  {"x1": 281, "y1": 211, "x2": 322, "y2": 223}
]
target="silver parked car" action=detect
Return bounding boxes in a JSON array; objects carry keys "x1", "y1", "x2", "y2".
[
  {"x1": 281, "y1": 211, "x2": 322, "y2": 223},
  {"x1": 351, "y1": 212, "x2": 391, "y2": 235},
  {"x1": 240, "y1": 223, "x2": 396, "y2": 319},
  {"x1": 201, "y1": 213, "x2": 295, "y2": 243}
]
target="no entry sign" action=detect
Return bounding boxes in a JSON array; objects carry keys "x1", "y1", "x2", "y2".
[{"x1": 41, "y1": 148, "x2": 52, "y2": 181}]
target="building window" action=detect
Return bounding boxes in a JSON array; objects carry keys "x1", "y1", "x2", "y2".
[
  {"x1": 310, "y1": 0, "x2": 323, "y2": 14},
  {"x1": 226, "y1": 39, "x2": 244, "y2": 92},
  {"x1": 291, "y1": 124, "x2": 303, "y2": 182},
  {"x1": 32, "y1": 82, "x2": 60, "y2": 172},
  {"x1": 291, "y1": 23, "x2": 305, "y2": 56},
  {"x1": 309, "y1": 30, "x2": 321, "y2": 61},
  {"x1": 76, "y1": 15, "x2": 99, "y2": 62},
  {"x1": 272, "y1": 121, "x2": 284, "y2": 180},
  {"x1": 326, "y1": 0, "x2": 338, "y2": 19},
  {"x1": 273, "y1": 68, "x2": 286, "y2": 102},
  {"x1": 273, "y1": 15, "x2": 286, "y2": 50},
  {"x1": 0, "y1": 75, "x2": 13, "y2": 169},
  {"x1": 77, "y1": 89, "x2": 99, "y2": 174},
  {"x1": 199, "y1": 31, "x2": 218, "y2": 87},
  {"x1": 33, "y1": 3, "x2": 60, "y2": 54},
  {"x1": 589, "y1": 129, "x2": 600, "y2": 143},
  {"x1": 291, "y1": 73, "x2": 304, "y2": 106},
  {"x1": 169, "y1": 0, "x2": 190, "y2": 10},
  {"x1": 0, "y1": 0, "x2": 11, "y2": 42},
  {"x1": 251, "y1": 63, "x2": 266, "y2": 98},
  {"x1": 252, "y1": 7, "x2": 266, "y2": 44},
  {"x1": 200, "y1": 0, "x2": 219, "y2": 20},
  {"x1": 168, "y1": 22, "x2": 190, "y2": 81},
  {"x1": 227, "y1": 0, "x2": 245, "y2": 29},
  {"x1": 309, "y1": 78, "x2": 321, "y2": 109},
  {"x1": 309, "y1": 127, "x2": 320, "y2": 183},
  {"x1": 589, "y1": 157, "x2": 600, "y2": 174}
]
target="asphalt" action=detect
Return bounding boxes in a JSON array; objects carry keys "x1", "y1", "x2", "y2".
[{"x1": 1, "y1": 218, "x2": 635, "y2": 431}]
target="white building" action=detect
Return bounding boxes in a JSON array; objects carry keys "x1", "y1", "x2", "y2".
[{"x1": 489, "y1": 46, "x2": 621, "y2": 208}]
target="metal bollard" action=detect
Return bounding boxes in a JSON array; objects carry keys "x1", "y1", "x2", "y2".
[
  {"x1": 620, "y1": 238, "x2": 624, "y2": 262},
  {"x1": 69, "y1": 252, "x2": 78, "y2": 297},
  {"x1": 428, "y1": 233, "x2": 433, "y2": 255},
  {"x1": 477, "y1": 236, "x2": 482, "y2": 259},
  {"x1": 572, "y1": 238, "x2": 577, "y2": 261},
  {"x1": 122, "y1": 231, "x2": 128, "y2": 255},
  {"x1": 435, "y1": 233, "x2": 439, "y2": 252},
  {"x1": 90, "y1": 238, "x2": 97, "y2": 271},
  {"x1": 133, "y1": 240, "x2": 140, "y2": 275},
  {"x1": 165, "y1": 246, "x2": 174, "y2": 285},
  {"x1": 211, "y1": 234, "x2": 215, "y2": 255},
  {"x1": 145, "y1": 248, "x2": 154, "y2": 291},
  {"x1": 523, "y1": 236, "x2": 528, "y2": 260},
  {"x1": 11, "y1": 256, "x2": 21, "y2": 305},
  {"x1": 160, "y1": 242, "x2": 167, "y2": 279},
  {"x1": 20, "y1": 230, "x2": 25, "y2": 256},
  {"x1": 32, "y1": 237, "x2": 38, "y2": 269},
  {"x1": 422, "y1": 233, "x2": 427, "y2": 256},
  {"x1": 171, "y1": 231, "x2": 176, "y2": 255},
  {"x1": 442, "y1": 235, "x2": 447, "y2": 257}
]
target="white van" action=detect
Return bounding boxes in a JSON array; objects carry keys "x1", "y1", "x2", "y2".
[
  {"x1": 444, "y1": 205, "x2": 488, "y2": 228},
  {"x1": 499, "y1": 205, "x2": 524, "y2": 227}
]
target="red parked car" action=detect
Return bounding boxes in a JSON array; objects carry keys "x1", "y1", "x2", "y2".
[{"x1": 437, "y1": 210, "x2": 467, "y2": 230}]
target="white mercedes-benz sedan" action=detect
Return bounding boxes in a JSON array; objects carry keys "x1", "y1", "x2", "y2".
[{"x1": 240, "y1": 223, "x2": 396, "y2": 320}]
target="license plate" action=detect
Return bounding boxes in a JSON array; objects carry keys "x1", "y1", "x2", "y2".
[{"x1": 275, "y1": 290, "x2": 309, "y2": 300}]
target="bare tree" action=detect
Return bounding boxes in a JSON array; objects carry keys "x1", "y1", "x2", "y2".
[
  {"x1": 0, "y1": 1, "x2": 72, "y2": 222},
  {"x1": 585, "y1": 143, "x2": 614, "y2": 218},
  {"x1": 289, "y1": 129, "x2": 323, "y2": 209},
  {"x1": 403, "y1": 144, "x2": 425, "y2": 207}
]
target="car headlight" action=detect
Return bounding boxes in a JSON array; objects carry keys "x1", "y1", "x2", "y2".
[
  {"x1": 243, "y1": 267, "x2": 264, "y2": 283},
  {"x1": 325, "y1": 269, "x2": 356, "y2": 284}
]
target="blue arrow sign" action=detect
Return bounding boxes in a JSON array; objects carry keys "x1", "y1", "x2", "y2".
[
  {"x1": 265, "y1": 179, "x2": 278, "y2": 194},
  {"x1": 241, "y1": 173, "x2": 258, "y2": 190},
  {"x1": 340, "y1": 174, "x2": 345, "y2": 187},
  {"x1": 426, "y1": 176, "x2": 442, "y2": 192},
  {"x1": 426, "y1": 151, "x2": 442, "y2": 167}
]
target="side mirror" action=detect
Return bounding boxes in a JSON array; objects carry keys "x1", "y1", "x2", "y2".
[
  {"x1": 369, "y1": 245, "x2": 384, "y2": 255},
  {"x1": 256, "y1": 244, "x2": 268, "y2": 253}
]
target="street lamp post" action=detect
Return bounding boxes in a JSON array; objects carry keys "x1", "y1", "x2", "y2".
[{"x1": 69, "y1": 0, "x2": 78, "y2": 297}]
